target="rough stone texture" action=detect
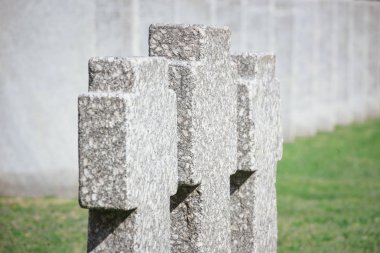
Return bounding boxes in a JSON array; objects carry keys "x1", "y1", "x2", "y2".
[
  {"x1": 87, "y1": 209, "x2": 136, "y2": 252},
  {"x1": 230, "y1": 54, "x2": 282, "y2": 253},
  {"x1": 79, "y1": 57, "x2": 177, "y2": 252},
  {"x1": 150, "y1": 24, "x2": 237, "y2": 253},
  {"x1": 149, "y1": 24, "x2": 230, "y2": 62}
]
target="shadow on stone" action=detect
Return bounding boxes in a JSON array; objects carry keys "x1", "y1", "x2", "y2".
[
  {"x1": 87, "y1": 209, "x2": 135, "y2": 252},
  {"x1": 170, "y1": 184, "x2": 202, "y2": 252},
  {"x1": 170, "y1": 184, "x2": 199, "y2": 212},
  {"x1": 230, "y1": 170, "x2": 254, "y2": 195}
]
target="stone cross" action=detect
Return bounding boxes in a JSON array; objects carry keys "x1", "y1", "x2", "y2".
[
  {"x1": 149, "y1": 24, "x2": 238, "y2": 252},
  {"x1": 78, "y1": 57, "x2": 177, "y2": 252},
  {"x1": 230, "y1": 54, "x2": 283, "y2": 253}
]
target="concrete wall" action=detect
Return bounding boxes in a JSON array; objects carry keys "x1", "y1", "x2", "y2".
[
  {"x1": 1, "y1": 0, "x2": 379, "y2": 196},
  {"x1": 0, "y1": 0, "x2": 95, "y2": 196}
]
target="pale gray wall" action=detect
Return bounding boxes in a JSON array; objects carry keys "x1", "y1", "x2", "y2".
[
  {"x1": 0, "y1": 0, "x2": 95, "y2": 196},
  {"x1": 0, "y1": 0, "x2": 379, "y2": 196}
]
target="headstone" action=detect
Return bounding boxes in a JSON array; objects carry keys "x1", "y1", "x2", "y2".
[
  {"x1": 149, "y1": 24, "x2": 238, "y2": 252},
  {"x1": 230, "y1": 54, "x2": 282, "y2": 253},
  {"x1": 78, "y1": 57, "x2": 177, "y2": 252}
]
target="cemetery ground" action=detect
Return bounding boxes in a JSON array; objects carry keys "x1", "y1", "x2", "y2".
[{"x1": 0, "y1": 119, "x2": 379, "y2": 253}]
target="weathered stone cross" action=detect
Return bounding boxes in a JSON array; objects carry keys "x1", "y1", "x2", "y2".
[
  {"x1": 78, "y1": 57, "x2": 177, "y2": 252},
  {"x1": 78, "y1": 24, "x2": 282, "y2": 253},
  {"x1": 230, "y1": 54, "x2": 283, "y2": 253},
  {"x1": 149, "y1": 24, "x2": 238, "y2": 253}
]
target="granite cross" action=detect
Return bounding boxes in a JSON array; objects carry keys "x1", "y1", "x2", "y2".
[
  {"x1": 230, "y1": 54, "x2": 283, "y2": 253},
  {"x1": 149, "y1": 24, "x2": 238, "y2": 253},
  {"x1": 78, "y1": 57, "x2": 177, "y2": 252}
]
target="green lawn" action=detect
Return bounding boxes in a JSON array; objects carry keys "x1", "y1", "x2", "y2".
[
  {"x1": 277, "y1": 119, "x2": 380, "y2": 253},
  {"x1": 0, "y1": 198, "x2": 87, "y2": 252},
  {"x1": 1, "y1": 119, "x2": 379, "y2": 252}
]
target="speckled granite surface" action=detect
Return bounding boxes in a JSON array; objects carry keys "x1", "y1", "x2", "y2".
[
  {"x1": 230, "y1": 53, "x2": 283, "y2": 253},
  {"x1": 79, "y1": 57, "x2": 177, "y2": 252},
  {"x1": 150, "y1": 24, "x2": 238, "y2": 253},
  {"x1": 78, "y1": 24, "x2": 283, "y2": 253}
]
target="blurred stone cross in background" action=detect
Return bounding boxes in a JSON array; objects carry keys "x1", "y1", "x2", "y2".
[{"x1": 78, "y1": 23, "x2": 283, "y2": 252}]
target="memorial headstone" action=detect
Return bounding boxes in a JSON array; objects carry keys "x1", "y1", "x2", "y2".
[
  {"x1": 79, "y1": 23, "x2": 283, "y2": 253},
  {"x1": 149, "y1": 24, "x2": 238, "y2": 253},
  {"x1": 78, "y1": 57, "x2": 177, "y2": 252},
  {"x1": 230, "y1": 53, "x2": 282, "y2": 253}
]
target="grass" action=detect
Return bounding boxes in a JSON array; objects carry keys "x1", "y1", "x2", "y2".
[
  {"x1": 0, "y1": 119, "x2": 379, "y2": 252},
  {"x1": 0, "y1": 198, "x2": 87, "y2": 252},
  {"x1": 277, "y1": 119, "x2": 380, "y2": 253}
]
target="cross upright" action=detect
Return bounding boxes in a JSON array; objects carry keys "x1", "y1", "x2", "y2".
[
  {"x1": 149, "y1": 24, "x2": 238, "y2": 253},
  {"x1": 78, "y1": 57, "x2": 177, "y2": 252},
  {"x1": 230, "y1": 53, "x2": 283, "y2": 253}
]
